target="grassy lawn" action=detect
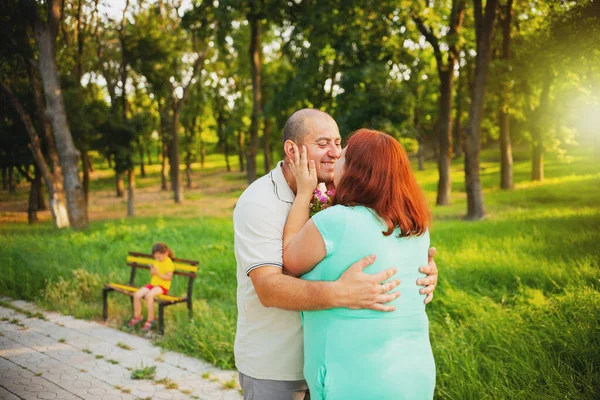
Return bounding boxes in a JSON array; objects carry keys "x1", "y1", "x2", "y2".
[{"x1": 1, "y1": 147, "x2": 598, "y2": 399}]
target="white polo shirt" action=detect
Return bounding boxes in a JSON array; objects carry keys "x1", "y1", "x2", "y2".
[{"x1": 233, "y1": 161, "x2": 304, "y2": 381}]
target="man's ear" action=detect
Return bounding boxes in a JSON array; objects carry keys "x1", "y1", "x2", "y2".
[{"x1": 283, "y1": 140, "x2": 297, "y2": 161}]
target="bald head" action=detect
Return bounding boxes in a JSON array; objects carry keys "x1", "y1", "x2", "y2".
[{"x1": 283, "y1": 108, "x2": 336, "y2": 146}]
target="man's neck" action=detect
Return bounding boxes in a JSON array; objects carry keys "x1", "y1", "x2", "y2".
[{"x1": 281, "y1": 161, "x2": 298, "y2": 195}]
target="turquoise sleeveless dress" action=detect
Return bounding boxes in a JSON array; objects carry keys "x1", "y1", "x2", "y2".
[{"x1": 302, "y1": 205, "x2": 435, "y2": 400}]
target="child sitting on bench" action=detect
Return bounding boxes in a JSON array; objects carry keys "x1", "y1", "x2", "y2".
[{"x1": 128, "y1": 242, "x2": 175, "y2": 332}]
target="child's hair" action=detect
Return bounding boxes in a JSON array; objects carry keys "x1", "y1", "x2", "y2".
[{"x1": 152, "y1": 242, "x2": 174, "y2": 260}]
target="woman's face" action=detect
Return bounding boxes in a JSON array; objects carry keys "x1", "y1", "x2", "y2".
[{"x1": 333, "y1": 147, "x2": 346, "y2": 188}]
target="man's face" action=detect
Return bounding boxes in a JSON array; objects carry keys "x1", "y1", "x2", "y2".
[{"x1": 301, "y1": 118, "x2": 342, "y2": 184}]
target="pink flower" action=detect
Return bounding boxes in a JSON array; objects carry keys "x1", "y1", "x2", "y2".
[{"x1": 309, "y1": 188, "x2": 335, "y2": 217}]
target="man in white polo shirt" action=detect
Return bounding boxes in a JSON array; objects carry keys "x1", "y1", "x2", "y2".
[{"x1": 234, "y1": 109, "x2": 438, "y2": 399}]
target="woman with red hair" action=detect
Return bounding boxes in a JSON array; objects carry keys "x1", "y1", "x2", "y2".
[{"x1": 283, "y1": 129, "x2": 435, "y2": 399}]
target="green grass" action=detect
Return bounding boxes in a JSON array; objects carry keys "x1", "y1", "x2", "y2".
[
  {"x1": 1, "y1": 146, "x2": 598, "y2": 399},
  {"x1": 130, "y1": 364, "x2": 156, "y2": 380},
  {"x1": 116, "y1": 342, "x2": 133, "y2": 351},
  {"x1": 154, "y1": 377, "x2": 178, "y2": 389}
]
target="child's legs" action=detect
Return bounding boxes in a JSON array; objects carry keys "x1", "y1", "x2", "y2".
[
  {"x1": 144, "y1": 286, "x2": 164, "y2": 321},
  {"x1": 132, "y1": 287, "x2": 150, "y2": 318}
]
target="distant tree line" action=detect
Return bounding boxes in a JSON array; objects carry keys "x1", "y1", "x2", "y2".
[{"x1": 1, "y1": 0, "x2": 599, "y2": 228}]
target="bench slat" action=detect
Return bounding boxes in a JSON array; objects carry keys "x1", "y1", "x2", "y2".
[
  {"x1": 128, "y1": 251, "x2": 199, "y2": 266},
  {"x1": 105, "y1": 283, "x2": 185, "y2": 303},
  {"x1": 126, "y1": 256, "x2": 199, "y2": 273}
]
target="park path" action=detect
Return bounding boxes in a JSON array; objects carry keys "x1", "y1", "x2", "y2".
[{"x1": 0, "y1": 298, "x2": 242, "y2": 400}]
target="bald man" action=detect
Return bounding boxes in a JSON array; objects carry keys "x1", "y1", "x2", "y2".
[{"x1": 233, "y1": 109, "x2": 438, "y2": 399}]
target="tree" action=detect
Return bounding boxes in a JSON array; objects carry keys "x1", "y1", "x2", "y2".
[
  {"x1": 1, "y1": 74, "x2": 70, "y2": 228},
  {"x1": 32, "y1": 0, "x2": 88, "y2": 228},
  {"x1": 128, "y1": 0, "x2": 215, "y2": 202},
  {"x1": 247, "y1": 8, "x2": 263, "y2": 183},
  {"x1": 0, "y1": 107, "x2": 44, "y2": 223},
  {"x1": 99, "y1": 120, "x2": 135, "y2": 215},
  {"x1": 522, "y1": 0, "x2": 600, "y2": 181},
  {"x1": 412, "y1": 0, "x2": 466, "y2": 205},
  {"x1": 498, "y1": 0, "x2": 514, "y2": 189},
  {"x1": 222, "y1": 0, "x2": 289, "y2": 182},
  {"x1": 0, "y1": 1, "x2": 71, "y2": 228},
  {"x1": 463, "y1": 0, "x2": 498, "y2": 220}
]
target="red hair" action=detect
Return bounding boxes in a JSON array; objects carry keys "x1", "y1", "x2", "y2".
[{"x1": 334, "y1": 129, "x2": 430, "y2": 237}]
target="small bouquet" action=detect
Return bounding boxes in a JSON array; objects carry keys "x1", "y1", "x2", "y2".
[{"x1": 309, "y1": 187, "x2": 335, "y2": 217}]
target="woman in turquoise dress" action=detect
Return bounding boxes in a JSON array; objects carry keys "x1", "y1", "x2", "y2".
[{"x1": 282, "y1": 129, "x2": 435, "y2": 400}]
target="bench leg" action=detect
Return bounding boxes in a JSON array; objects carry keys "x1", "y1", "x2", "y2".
[
  {"x1": 158, "y1": 304, "x2": 165, "y2": 336},
  {"x1": 187, "y1": 299, "x2": 193, "y2": 319},
  {"x1": 102, "y1": 288, "x2": 110, "y2": 321}
]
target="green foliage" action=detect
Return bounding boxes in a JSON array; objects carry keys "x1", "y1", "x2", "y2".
[
  {"x1": 335, "y1": 62, "x2": 412, "y2": 137},
  {"x1": 98, "y1": 120, "x2": 136, "y2": 174},
  {"x1": 42, "y1": 269, "x2": 105, "y2": 319},
  {"x1": 130, "y1": 364, "x2": 157, "y2": 380}
]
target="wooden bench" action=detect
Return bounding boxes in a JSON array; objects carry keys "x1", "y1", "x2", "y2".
[{"x1": 102, "y1": 252, "x2": 199, "y2": 335}]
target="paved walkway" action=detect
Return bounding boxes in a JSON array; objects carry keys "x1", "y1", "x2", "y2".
[{"x1": 0, "y1": 298, "x2": 242, "y2": 400}]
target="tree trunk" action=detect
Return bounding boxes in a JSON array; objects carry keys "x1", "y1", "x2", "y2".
[
  {"x1": 499, "y1": 108, "x2": 513, "y2": 188},
  {"x1": 81, "y1": 151, "x2": 90, "y2": 205},
  {"x1": 2, "y1": 168, "x2": 7, "y2": 190},
  {"x1": 452, "y1": 115, "x2": 463, "y2": 159},
  {"x1": 161, "y1": 138, "x2": 168, "y2": 191},
  {"x1": 417, "y1": 136, "x2": 425, "y2": 171},
  {"x1": 23, "y1": 25, "x2": 68, "y2": 217},
  {"x1": 531, "y1": 140, "x2": 543, "y2": 181},
  {"x1": 170, "y1": 109, "x2": 183, "y2": 203},
  {"x1": 147, "y1": 149, "x2": 153, "y2": 165},
  {"x1": 499, "y1": 0, "x2": 514, "y2": 189},
  {"x1": 85, "y1": 154, "x2": 94, "y2": 172},
  {"x1": 34, "y1": 15, "x2": 88, "y2": 229},
  {"x1": 33, "y1": 165, "x2": 46, "y2": 210},
  {"x1": 413, "y1": 92, "x2": 425, "y2": 172},
  {"x1": 116, "y1": 173, "x2": 124, "y2": 197},
  {"x1": 24, "y1": 26, "x2": 55, "y2": 160},
  {"x1": 165, "y1": 42, "x2": 205, "y2": 201},
  {"x1": 263, "y1": 117, "x2": 272, "y2": 174},
  {"x1": 453, "y1": 68, "x2": 465, "y2": 159},
  {"x1": 225, "y1": 140, "x2": 231, "y2": 172},
  {"x1": 200, "y1": 136, "x2": 206, "y2": 168},
  {"x1": 139, "y1": 147, "x2": 146, "y2": 178},
  {"x1": 217, "y1": 109, "x2": 231, "y2": 173},
  {"x1": 0, "y1": 82, "x2": 69, "y2": 228},
  {"x1": 436, "y1": 70, "x2": 454, "y2": 205},
  {"x1": 127, "y1": 168, "x2": 135, "y2": 217},
  {"x1": 413, "y1": 1, "x2": 465, "y2": 205},
  {"x1": 186, "y1": 158, "x2": 192, "y2": 189},
  {"x1": 8, "y1": 167, "x2": 15, "y2": 193},
  {"x1": 247, "y1": 15, "x2": 262, "y2": 184},
  {"x1": 464, "y1": 0, "x2": 498, "y2": 220},
  {"x1": 28, "y1": 172, "x2": 40, "y2": 224},
  {"x1": 238, "y1": 131, "x2": 245, "y2": 172},
  {"x1": 160, "y1": 105, "x2": 169, "y2": 191},
  {"x1": 530, "y1": 77, "x2": 552, "y2": 181}
]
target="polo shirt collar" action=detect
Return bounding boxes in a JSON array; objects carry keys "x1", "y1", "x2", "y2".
[{"x1": 270, "y1": 161, "x2": 295, "y2": 204}]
